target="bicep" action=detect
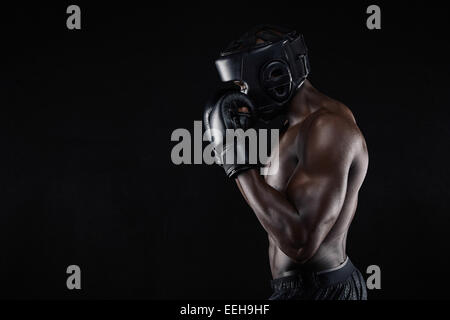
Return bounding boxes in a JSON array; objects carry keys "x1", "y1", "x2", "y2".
[{"x1": 288, "y1": 166, "x2": 348, "y2": 237}]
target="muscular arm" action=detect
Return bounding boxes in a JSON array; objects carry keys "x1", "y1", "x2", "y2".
[{"x1": 236, "y1": 113, "x2": 356, "y2": 263}]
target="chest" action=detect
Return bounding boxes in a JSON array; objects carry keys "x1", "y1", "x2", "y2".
[{"x1": 264, "y1": 127, "x2": 302, "y2": 193}]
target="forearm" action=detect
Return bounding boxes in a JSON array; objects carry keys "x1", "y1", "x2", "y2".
[{"x1": 235, "y1": 170, "x2": 307, "y2": 254}]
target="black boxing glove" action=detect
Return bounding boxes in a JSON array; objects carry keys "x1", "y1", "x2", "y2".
[{"x1": 204, "y1": 83, "x2": 258, "y2": 178}]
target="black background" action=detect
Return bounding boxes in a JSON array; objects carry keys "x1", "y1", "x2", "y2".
[{"x1": 0, "y1": 1, "x2": 449, "y2": 299}]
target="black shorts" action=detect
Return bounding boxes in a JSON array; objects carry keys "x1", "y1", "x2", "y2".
[{"x1": 269, "y1": 257, "x2": 367, "y2": 300}]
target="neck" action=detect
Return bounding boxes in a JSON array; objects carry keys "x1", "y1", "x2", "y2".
[{"x1": 286, "y1": 79, "x2": 318, "y2": 126}]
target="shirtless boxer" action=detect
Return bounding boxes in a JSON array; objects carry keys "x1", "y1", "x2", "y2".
[{"x1": 204, "y1": 25, "x2": 368, "y2": 300}]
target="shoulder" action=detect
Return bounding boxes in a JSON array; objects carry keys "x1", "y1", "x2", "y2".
[
  {"x1": 310, "y1": 110, "x2": 356, "y2": 138},
  {"x1": 298, "y1": 108, "x2": 366, "y2": 161}
]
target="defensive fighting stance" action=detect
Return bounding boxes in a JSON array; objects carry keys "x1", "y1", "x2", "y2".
[{"x1": 204, "y1": 25, "x2": 368, "y2": 300}]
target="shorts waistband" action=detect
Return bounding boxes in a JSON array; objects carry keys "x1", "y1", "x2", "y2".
[{"x1": 271, "y1": 257, "x2": 356, "y2": 291}]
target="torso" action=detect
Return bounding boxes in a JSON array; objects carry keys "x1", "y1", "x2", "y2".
[{"x1": 264, "y1": 93, "x2": 368, "y2": 279}]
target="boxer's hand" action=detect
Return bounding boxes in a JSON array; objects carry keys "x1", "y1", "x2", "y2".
[{"x1": 203, "y1": 83, "x2": 258, "y2": 178}]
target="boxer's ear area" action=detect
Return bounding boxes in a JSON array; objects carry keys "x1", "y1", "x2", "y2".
[{"x1": 238, "y1": 106, "x2": 250, "y2": 113}]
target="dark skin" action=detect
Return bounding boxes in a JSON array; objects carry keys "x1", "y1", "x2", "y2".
[{"x1": 235, "y1": 79, "x2": 368, "y2": 279}]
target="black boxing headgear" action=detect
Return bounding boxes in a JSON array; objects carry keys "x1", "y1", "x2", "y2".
[{"x1": 215, "y1": 25, "x2": 310, "y2": 120}]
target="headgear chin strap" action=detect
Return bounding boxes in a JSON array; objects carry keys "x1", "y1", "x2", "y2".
[{"x1": 215, "y1": 26, "x2": 310, "y2": 120}]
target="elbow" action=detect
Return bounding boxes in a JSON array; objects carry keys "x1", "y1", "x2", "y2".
[
  {"x1": 286, "y1": 230, "x2": 322, "y2": 264},
  {"x1": 292, "y1": 242, "x2": 319, "y2": 264},
  {"x1": 280, "y1": 227, "x2": 314, "y2": 263}
]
